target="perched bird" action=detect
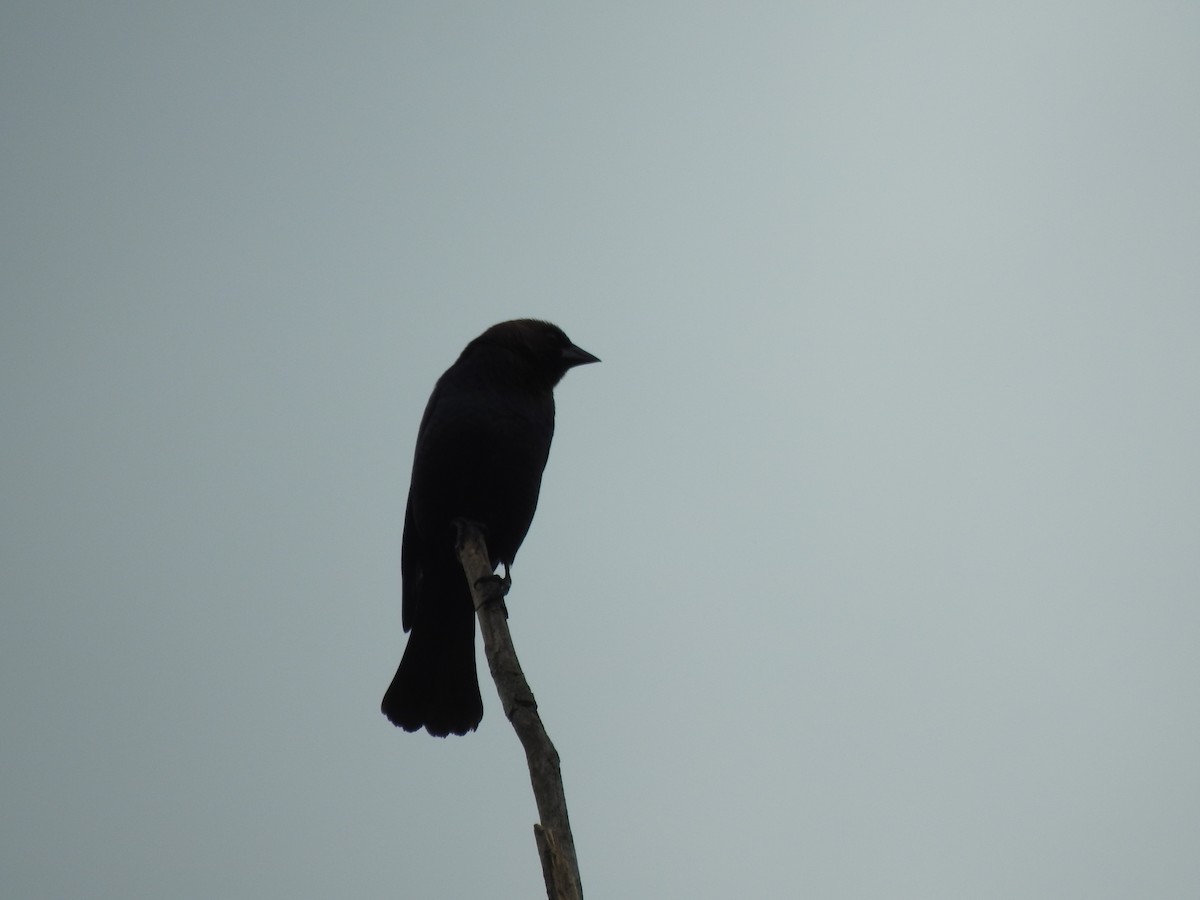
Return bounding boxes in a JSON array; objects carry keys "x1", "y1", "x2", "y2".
[{"x1": 381, "y1": 319, "x2": 599, "y2": 736}]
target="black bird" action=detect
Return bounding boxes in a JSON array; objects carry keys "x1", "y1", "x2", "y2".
[{"x1": 381, "y1": 319, "x2": 599, "y2": 736}]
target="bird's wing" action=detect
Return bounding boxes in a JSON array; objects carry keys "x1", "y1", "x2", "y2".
[{"x1": 399, "y1": 377, "x2": 446, "y2": 632}]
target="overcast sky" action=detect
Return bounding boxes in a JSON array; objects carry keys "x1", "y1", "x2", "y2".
[{"x1": 3, "y1": 3, "x2": 1199, "y2": 899}]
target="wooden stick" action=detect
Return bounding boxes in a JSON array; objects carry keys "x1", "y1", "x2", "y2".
[{"x1": 455, "y1": 521, "x2": 583, "y2": 900}]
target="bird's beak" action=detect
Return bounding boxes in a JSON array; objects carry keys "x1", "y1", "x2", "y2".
[{"x1": 561, "y1": 343, "x2": 601, "y2": 367}]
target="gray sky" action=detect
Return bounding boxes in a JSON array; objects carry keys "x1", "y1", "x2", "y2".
[{"x1": 3, "y1": 3, "x2": 1199, "y2": 898}]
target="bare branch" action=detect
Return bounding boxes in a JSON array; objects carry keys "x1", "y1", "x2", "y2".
[{"x1": 455, "y1": 521, "x2": 583, "y2": 900}]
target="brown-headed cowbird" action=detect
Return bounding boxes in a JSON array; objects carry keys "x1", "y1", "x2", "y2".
[{"x1": 381, "y1": 320, "x2": 599, "y2": 736}]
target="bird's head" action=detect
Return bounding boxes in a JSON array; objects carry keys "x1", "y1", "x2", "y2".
[{"x1": 471, "y1": 319, "x2": 600, "y2": 388}]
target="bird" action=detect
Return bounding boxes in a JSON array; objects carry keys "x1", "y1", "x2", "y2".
[{"x1": 381, "y1": 319, "x2": 599, "y2": 736}]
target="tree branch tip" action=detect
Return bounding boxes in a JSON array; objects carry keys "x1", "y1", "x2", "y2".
[{"x1": 452, "y1": 518, "x2": 486, "y2": 552}]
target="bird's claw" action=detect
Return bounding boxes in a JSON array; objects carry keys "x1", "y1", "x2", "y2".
[
  {"x1": 474, "y1": 564, "x2": 511, "y2": 616},
  {"x1": 474, "y1": 563, "x2": 511, "y2": 596}
]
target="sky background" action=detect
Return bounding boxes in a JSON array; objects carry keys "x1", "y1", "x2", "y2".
[{"x1": 3, "y1": 3, "x2": 1199, "y2": 898}]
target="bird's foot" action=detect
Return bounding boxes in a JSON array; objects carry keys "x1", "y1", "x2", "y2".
[{"x1": 474, "y1": 563, "x2": 511, "y2": 616}]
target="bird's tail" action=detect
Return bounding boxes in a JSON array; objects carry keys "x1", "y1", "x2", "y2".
[{"x1": 381, "y1": 609, "x2": 482, "y2": 737}]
